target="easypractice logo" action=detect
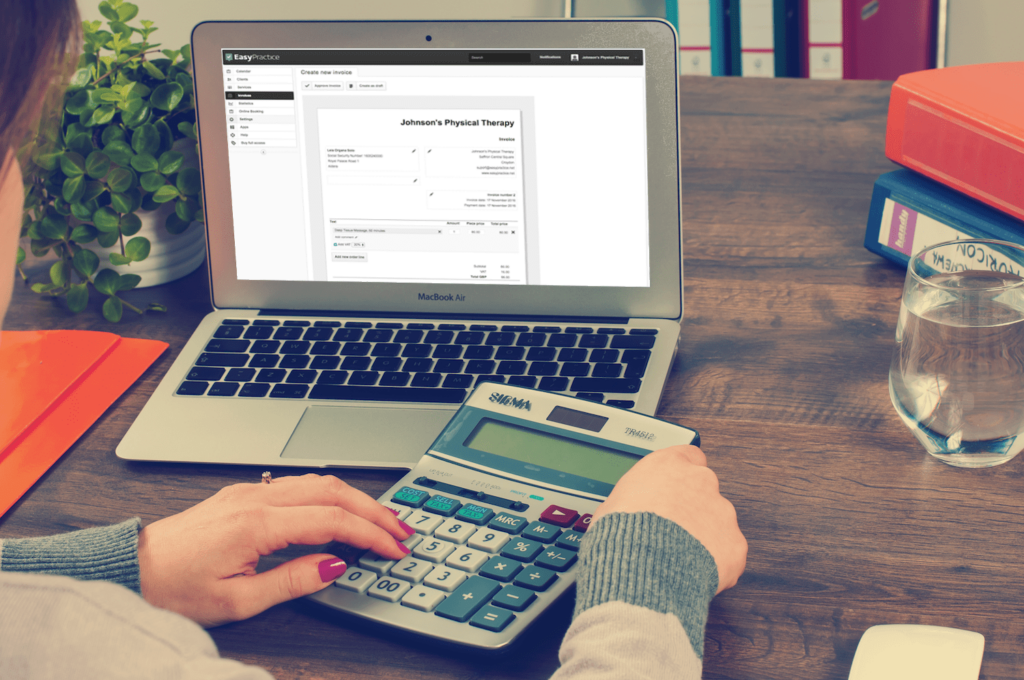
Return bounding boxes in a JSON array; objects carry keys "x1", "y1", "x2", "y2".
[{"x1": 227, "y1": 53, "x2": 282, "y2": 63}]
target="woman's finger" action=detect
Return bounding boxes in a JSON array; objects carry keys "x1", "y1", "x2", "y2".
[{"x1": 259, "y1": 505, "x2": 411, "y2": 560}]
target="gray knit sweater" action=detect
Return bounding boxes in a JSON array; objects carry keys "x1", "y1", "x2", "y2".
[{"x1": 0, "y1": 512, "x2": 717, "y2": 678}]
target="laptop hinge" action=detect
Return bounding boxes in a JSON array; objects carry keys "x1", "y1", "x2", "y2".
[{"x1": 256, "y1": 309, "x2": 632, "y2": 324}]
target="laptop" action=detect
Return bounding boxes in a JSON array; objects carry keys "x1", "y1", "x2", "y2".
[{"x1": 117, "y1": 19, "x2": 685, "y2": 469}]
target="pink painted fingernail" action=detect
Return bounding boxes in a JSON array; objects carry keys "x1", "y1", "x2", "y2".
[
  {"x1": 396, "y1": 540, "x2": 411, "y2": 555},
  {"x1": 318, "y1": 558, "x2": 347, "y2": 582},
  {"x1": 388, "y1": 508, "x2": 400, "y2": 515},
  {"x1": 398, "y1": 519, "x2": 415, "y2": 535}
]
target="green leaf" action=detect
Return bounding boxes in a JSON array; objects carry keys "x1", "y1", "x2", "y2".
[
  {"x1": 70, "y1": 224, "x2": 99, "y2": 243},
  {"x1": 175, "y1": 167, "x2": 201, "y2": 196},
  {"x1": 143, "y1": 60, "x2": 165, "y2": 80},
  {"x1": 66, "y1": 132, "x2": 95, "y2": 157},
  {"x1": 16, "y1": 246, "x2": 25, "y2": 265},
  {"x1": 50, "y1": 260, "x2": 69, "y2": 287},
  {"x1": 110, "y1": 192, "x2": 133, "y2": 213},
  {"x1": 177, "y1": 121, "x2": 197, "y2": 140},
  {"x1": 131, "y1": 123, "x2": 160, "y2": 155},
  {"x1": 152, "y1": 184, "x2": 179, "y2": 203},
  {"x1": 70, "y1": 202, "x2": 93, "y2": 221},
  {"x1": 180, "y1": 44, "x2": 192, "y2": 68},
  {"x1": 66, "y1": 89, "x2": 94, "y2": 115},
  {"x1": 97, "y1": 230, "x2": 119, "y2": 248},
  {"x1": 101, "y1": 125, "x2": 125, "y2": 145},
  {"x1": 94, "y1": 268, "x2": 120, "y2": 295},
  {"x1": 104, "y1": 140, "x2": 134, "y2": 166},
  {"x1": 150, "y1": 82, "x2": 184, "y2": 111},
  {"x1": 86, "y1": 105, "x2": 117, "y2": 127},
  {"x1": 120, "y1": 213, "x2": 143, "y2": 236},
  {"x1": 82, "y1": 180, "x2": 106, "y2": 203},
  {"x1": 31, "y1": 283, "x2": 56, "y2": 294},
  {"x1": 92, "y1": 207, "x2": 120, "y2": 232},
  {"x1": 102, "y1": 295, "x2": 124, "y2": 322},
  {"x1": 85, "y1": 151, "x2": 111, "y2": 179},
  {"x1": 53, "y1": 197, "x2": 72, "y2": 216},
  {"x1": 99, "y1": 89, "x2": 122, "y2": 102},
  {"x1": 125, "y1": 236, "x2": 150, "y2": 262},
  {"x1": 106, "y1": 166, "x2": 134, "y2": 192},
  {"x1": 67, "y1": 67, "x2": 93, "y2": 91},
  {"x1": 32, "y1": 151, "x2": 61, "y2": 171},
  {"x1": 130, "y1": 153, "x2": 158, "y2": 172},
  {"x1": 155, "y1": 120, "x2": 173, "y2": 154},
  {"x1": 63, "y1": 175, "x2": 86, "y2": 203},
  {"x1": 60, "y1": 152, "x2": 86, "y2": 177},
  {"x1": 39, "y1": 215, "x2": 67, "y2": 239},
  {"x1": 161, "y1": 49, "x2": 179, "y2": 61},
  {"x1": 67, "y1": 283, "x2": 89, "y2": 312},
  {"x1": 118, "y1": 274, "x2": 142, "y2": 291},
  {"x1": 174, "y1": 198, "x2": 192, "y2": 223},
  {"x1": 140, "y1": 171, "x2": 165, "y2": 192},
  {"x1": 147, "y1": 302, "x2": 167, "y2": 312},
  {"x1": 109, "y1": 252, "x2": 132, "y2": 265},
  {"x1": 122, "y1": 104, "x2": 150, "y2": 128},
  {"x1": 73, "y1": 248, "x2": 100, "y2": 277},
  {"x1": 157, "y1": 151, "x2": 184, "y2": 174},
  {"x1": 109, "y1": 21, "x2": 133, "y2": 39},
  {"x1": 165, "y1": 212, "x2": 190, "y2": 234},
  {"x1": 117, "y1": 2, "x2": 138, "y2": 21},
  {"x1": 98, "y1": 1, "x2": 119, "y2": 21}
]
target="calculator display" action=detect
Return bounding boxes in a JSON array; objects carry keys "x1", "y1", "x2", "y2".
[{"x1": 464, "y1": 418, "x2": 641, "y2": 485}]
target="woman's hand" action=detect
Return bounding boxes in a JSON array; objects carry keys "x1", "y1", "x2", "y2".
[{"x1": 138, "y1": 473, "x2": 413, "y2": 627}]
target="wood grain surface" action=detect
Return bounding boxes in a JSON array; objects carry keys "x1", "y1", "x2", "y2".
[{"x1": 4, "y1": 76, "x2": 1023, "y2": 680}]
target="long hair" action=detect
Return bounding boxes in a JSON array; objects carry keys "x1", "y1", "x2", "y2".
[{"x1": 0, "y1": 0, "x2": 81, "y2": 184}]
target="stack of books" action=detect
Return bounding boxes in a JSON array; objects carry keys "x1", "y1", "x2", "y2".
[{"x1": 863, "y1": 61, "x2": 1024, "y2": 269}]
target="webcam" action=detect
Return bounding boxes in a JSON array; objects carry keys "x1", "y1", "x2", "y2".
[{"x1": 425, "y1": 35, "x2": 432, "y2": 42}]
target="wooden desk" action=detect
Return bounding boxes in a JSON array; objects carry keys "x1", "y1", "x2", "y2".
[{"x1": 4, "y1": 77, "x2": 1023, "y2": 680}]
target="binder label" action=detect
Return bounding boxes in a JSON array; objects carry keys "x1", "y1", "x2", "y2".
[{"x1": 886, "y1": 201, "x2": 919, "y2": 256}]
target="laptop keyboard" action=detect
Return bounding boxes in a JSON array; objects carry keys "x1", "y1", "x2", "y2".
[{"x1": 175, "y1": 320, "x2": 658, "y2": 408}]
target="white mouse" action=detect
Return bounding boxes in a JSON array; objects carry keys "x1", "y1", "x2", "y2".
[{"x1": 849, "y1": 625, "x2": 984, "y2": 680}]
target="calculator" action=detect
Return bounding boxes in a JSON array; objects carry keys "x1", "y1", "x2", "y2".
[{"x1": 307, "y1": 382, "x2": 699, "y2": 650}]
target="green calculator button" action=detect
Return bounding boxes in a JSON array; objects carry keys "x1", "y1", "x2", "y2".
[
  {"x1": 455, "y1": 504, "x2": 495, "y2": 525},
  {"x1": 488, "y1": 513, "x2": 528, "y2": 535},
  {"x1": 423, "y1": 494, "x2": 461, "y2": 517},
  {"x1": 392, "y1": 487, "x2": 429, "y2": 508}
]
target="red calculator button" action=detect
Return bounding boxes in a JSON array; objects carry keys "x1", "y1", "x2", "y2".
[
  {"x1": 573, "y1": 514, "x2": 593, "y2": 532},
  {"x1": 540, "y1": 505, "x2": 579, "y2": 527}
]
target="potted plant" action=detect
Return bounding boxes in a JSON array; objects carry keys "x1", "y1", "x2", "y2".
[{"x1": 17, "y1": 0, "x2": 203, "y2": 322}]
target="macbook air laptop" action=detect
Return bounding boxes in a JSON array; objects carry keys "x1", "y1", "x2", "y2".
[{"x1": 117, "y1": 19, "x2": 685, "y2": 469}]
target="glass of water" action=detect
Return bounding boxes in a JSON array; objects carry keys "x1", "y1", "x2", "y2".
[{"x1": 889, "y1": 239, "x2": 1024, "y2": 468}]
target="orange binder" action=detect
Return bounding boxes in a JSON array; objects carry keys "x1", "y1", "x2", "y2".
[{"x1": 0, "y1": 330, "x2": 167, "y2": 517}]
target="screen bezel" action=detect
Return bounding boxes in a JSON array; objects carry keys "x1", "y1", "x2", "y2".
[{"x1": 190, "y1": 20, "x2": 682, "y2": 320}]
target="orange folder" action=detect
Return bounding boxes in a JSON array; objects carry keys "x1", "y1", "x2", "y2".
[{"x1": 0, "y1": 330, "x2": 168, "y2": 517}]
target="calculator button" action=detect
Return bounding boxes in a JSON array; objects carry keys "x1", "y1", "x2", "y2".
[
  {"x1": 435, "y1": 519, "x2": 477, "y2": 545},
  {"x1": 492, "y1": 586, "x2": 537, "y2": 612},
  {"x1": 479, "y1": 556, "x2": 524, "y2": 583},
  {"x1": 402, "y1": 533, "x2": 424, "y2": 551},
  {"x1": 367, "y1": 576, "x2": 413, "y2": 603},
  {"x1": 514, "y1": 566, "x2": 558, "y2": 591},
  {"x1": 521, "y1": 521, "x2": 562, "y2": 544},
  {"x1": 423, "y1": 566, "x2": 468, "y2": 592},
  {"x1": 573, "y1": 514, "x2": 593, "y2": 532},
  {"x1": 534, "y1": 548, "x2": 578, "y2": 572},
  {"x1": 500, "y1": 538, "x2": 544, "y2": 562},
  {"x1": 406, "y1": 511, "x2": 444, "y2": 535},
  {"x1": 469, "y1": 606, "x2": 515, "y2": 633},
  {"x1": 445, "y1": 547, "x2": 489, "y2": 573},
  {"x1": 358, "y1": 552, "x2": 398, "y2": 575},
  {"x1": 333, "y1": 568, "x2": 377, "y2": 593},
  {"x1": 401, "y1": 585, "x2": 447, "y2": 613},
  {"x1": 423, "y1": 495, "x2": 462, "y2": 517},
  {"x1": 413, "y1": 538, "x2": 457, "y2": 563},
  {"x1": 455, "y1": 503, "x2": 495, "y2": 526},
  {"x1": 392, "y1": 486, "x2": 430, "y2": 508},
  {"x1": 540, "y1": 505, "x2": 580, "y2": 527},
  {"x1": 555, "y1": 531, "x2": 585, "y2": 551},
  {"x1": 434, "y1": 576, "x2": 501, "y2": 623},
  {"x1": 488, "y1": 513, "x2": 528, "y2": 534},
  {"x1": 381, "y1": 501, "x2": 411, "y2": 521},
  {"x1": 390, "y1": 556, "x2": 434, "y2": 584},
  {"x1": 468, "y1": 528, "x2": 512, "y2": 554}
]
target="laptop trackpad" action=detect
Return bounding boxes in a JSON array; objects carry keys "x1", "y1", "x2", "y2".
[{"x1": 280, "y1": 406, "x2": 456, "y2": 468}]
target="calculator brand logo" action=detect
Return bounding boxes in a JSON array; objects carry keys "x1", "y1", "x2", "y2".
[
  {"x1": 489, "y1": 392, "x2": 532, "y2": 411},
  {"x1": 624, "y1": 428, "x2": 656, "y2": 441}
]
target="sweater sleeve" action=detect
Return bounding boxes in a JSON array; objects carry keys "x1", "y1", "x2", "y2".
[
  {"x1": 0, "y1": 518, "x2": 142, "y2": 593},
  {"x1": 551, "y1": 512, "x2": 719, "y2": 680}
]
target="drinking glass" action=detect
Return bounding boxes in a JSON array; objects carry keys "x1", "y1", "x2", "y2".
[{"x1": 889, "y1": 239, "x2": 1024, "y2": 468}]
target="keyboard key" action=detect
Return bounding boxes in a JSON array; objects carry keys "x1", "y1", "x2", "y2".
[
  {"x1": 334, "y1": 568, "x2": 377, "y2": 593},
  {"x1": 443, "y1": 374, "x2": 474, "y2": 389},
  {"x1": 317, "y1": 370, "x2": 348, "y2": 385},
  {"x1": 406, "y1": 511, "x2": 444, "y2": 534},
  {"x1": 466, "y1": 360, "x2": 496, "y2": 374},
  {"x1": 597, "y1": 328, "x2": 626, "y2": 334},
  {"x1": 341, "y1": 356, "x2": 371, "y2": 370},
  {"x1": 630, "y1": 328, "x2": 658, "y2": 335},
  {"x1": 425, "y1": 330, "x2": 454, "y2": 344},
  {"x1": 492, "y1": 585, "x2": 536, "y2": 612},
  {"x1": 495, "y1": 346, "x2": 525, "y2": 360},
  {"x1": 197, "y1": 353, "x2": 249, "y2": 367},
  {"x1": 205, "y1": 339, "x2": 250, "y2": 353},
  {"x1": 311, "y1": 341, "x2": 340, "y2": 355},
  {"x1": 579, "y1": 334, "x2": 608, "y2": 348},
  {"x1": 225, "y1": 368, "x2": 256, "y2": 382},
  {"x1": 566, "y1": 326, "x2": 594, "y2": 334},
  {"x1": 187, "y1": 367, "x2": 225, "y2": 381},
  {"x1": 438, "y1": 324, "x2": 466, "y2": 330},
  {"x1": 252, "y1": 319, "x2": 280, "y2": 326},
  {"x1": 249, "y1": 354, "x2": 279, "y2": 368},
  {"x1": 611, "y1": 335, "x2": 656, "y2": 349},
  {"x1": 522, "y1": 521, "x2": 561, "y2": 544},
  {"x1": 401, "y1": 585, "x2": 446, "y2": 612},
  {"x1": 496, "y1": 361, "x2": 527, "y2": 375},
  {"x1": 314, "y1": 320, "x2": 342, "y2": 327},
  {"x1": 575, "y1": 392, "x2": 604, "y2": 403},
  {"x1": 391, "y1": 556, "x2": 434, "y2": 584},
  {"x1": 533, "y1": 326, "x2": 561, "y2": 333},
  {"x1": 243, "y1": 326, "x2": 274, "y2": 340},
  {"x1": 303, "y1": 327, "x2": 333, "y2": 341},
  {"x1": 345, "y1": 321, "x2": 372, "y2": 328},
  {"x1": 485, "y1": 332, "x2": 514, "y2": 346},
  {"x1": 468, "y1": 528, "x2": 512, "y2": 553},
  {"x1": 556, "y1": 531, "x2": 586, "y2": 551},
  {"x1": 516, "y1": 333, "x2": 546, "y2": 347},
  {"x1": 307, "y1": 385, "x2": 467, "y2": 403},
  {"x1": 401, "y1": 344, "x2": 432, "y2": 358},
  {"x1": 528, "y1": 362, "x2": 558, "y2": 376},
  {"x1": 547, "y1": 334, "x2": 577, "y2": 347},
  {"x1": 310, "y1": 356, "x2": 341, "y2": 370},
  {"x1": 402, "y1": 358, "x2": 433, "y2": 372},
  {"x1": 270, "y1": 384, "x2": 309, "y2": 398},
  {"x1": 238, "y1": 383, "x2": 270, "y2": 397},
  {"x1": 434, "y1": 576, "x2": 501, "y2": 623},
  {"x1": 423, "y1": 495, "x2": 461, "y2": 517},
  {"x1": 540, "y1": 505, "x2": 580, "y2": 527},
  {"x1": 285, "y1": 370, "x2": 316, "y2": 384},
  {"x1": 455, "y1": 504, "x2": 495, "y2": 526},
  {"x1": 513, "y1": 566, "x2": 558, "y2": 591},
  {"x1": 590, "y1": 349, "x2": 619, "y2": 363},
  {"x1": 367, "y1": 576, "x2": 412, "y2": 603},
  {"x1": 501, "y1": 325, "x2": 529, "y2": 332},
  {"x1": 358, "y1": 552, "x2": 398, "y2": 575},
  {"x1": 213, "y1": 325, "x2": 244, "y2": 339},
  {"x1": 454, "y1": 331, "x2": 484, "y2": 345},
  {"x1": 538, "y1": 376, "x2": 569, "y2": 392},
  {"x1": 333, "y1": 328, "x2": 364, "y2": 341},
  {"x1": 488, "y1": 513, "x2": 528, "y2": 534},
  {"x1": 624, "y1": 364, "x2": 648, "y2": 379},
  {"x1": 464, "y1": 346, "x2": 494, "y2": 360},
  {"x1": 475, "y1": 375, "x2": 505, "y2": 387},
  {"x1": 574, "y1": 514, "x2": 593, "y2": 532},
  {"x1": 279, "y1": 355, "x2": 310, "y2": 369},
  {"x1": 506, "y1": 376, "x2": 537, "y2": 388},
  {"x1": 379, "y1": 372, "x2": 410, "y2": 386},
  {"x1": 207, "y1": 382, "x2": 239, "y2": 397},
  {"x1": 413, "y1": 537, "x2": 457, "y2": 564},
  {"x1": 500, "y1": 538, "x2": 544, "y2": 562},
  {"x1": 281, "y1": 341, "x2": 310, "y2": 354},
  {"x1": 255, "y1": 368, "x2": 286, "y2": 382},
  {"x1": 364, "y1": 329, "x2": 393, "y2": 343},
  {"x1": 371, "y1": 357, "x2": 403, "y2": 372},
  {"x1": 607, "y1": 399, "x2": 636, "y2": 408},
  {"x1": 423, "y1": 565, "x2": 468, "y2": 592},
  {"x1": 479, "y1": 556, "x2": 523, "y2": 582},
  {"x1": 273, "y1": 327, "x2": 303, "y2": 340},
  {"x1": 571, "y1": 378, "x2": 641, "y2": 393},
  {"x1": 283, "y1": 320, "x2": 310, "y2": 327},
  {"x1": 250, "y1": 340, "x2": 280, "y2": 354},
  {"x1": 558, "y1": 348, "x2": 587, "y2": 362},
  {"x1": 559, "y1": 363, "x2": 590, "y2": 377},
  {"x1": 526, "y1": 347, "x2": 556, "y2": 361},
  {"x1": 394, "y1": 330, "x2": 424, "y2": 343},
  {"x1": 393, "y1": 487, "x2": 430, "y2": 507},
  {"x1": 434, "y1": 359, "x2": 464, "y2": 373},
  {"x1": 470, "y1": 324, "x2": 497, "y2": 331},
  {"x1": 535, "y1": 548, "x2": 577, "y2": 572},
  {"x1": 348, "y1": 371, "x2": 379, "y2": 386},
  {"x1": 223, "y1": 319, "x2": 249, "y2": 325},
  {"x1": 445, "y1": 546, "x2": 489, "y2": 572},
  {"x1": 469, "y1": 606, "x2": 515, "y2": 632},
  {"x1": 177, "y1": 381, "x2": 208, "y2": 396},
  {"x1": 341, "y1": 342, "x2": 371, "y2": 356},
  {"x1": 622, "y1": 349, "x2": 652, "y2": 363},
  {"x1": 592, "y1": 363, "x2": 623, "y2": 378},
  {"x1": 433, "y1": 345, "x2": 463, "y2": 359},
  {"x1": 411, "y1": 373, "x2": 442, "y2": 387},
  {"x1": 407, "y1": 323, "x2": 435, "y2": 330}
]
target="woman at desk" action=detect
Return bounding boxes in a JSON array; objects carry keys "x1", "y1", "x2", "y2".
[{"x1": 0, "y1": 2, "x2": 746, "y2": 677}]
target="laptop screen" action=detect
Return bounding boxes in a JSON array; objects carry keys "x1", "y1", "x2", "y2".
[{"x1": 219, "y1": 49, "x2": 650, "y2": 289}]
